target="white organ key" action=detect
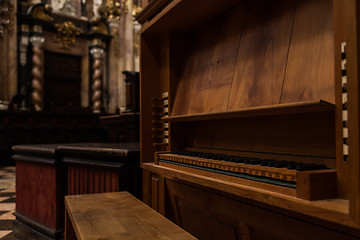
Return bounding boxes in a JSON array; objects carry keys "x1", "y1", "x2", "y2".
[
  {"x1": 343, "y1": 144, "x2": 349, "y2": 155},
  {"x1": 343, "y1": 127, "x2": 348, "y2": 138}
]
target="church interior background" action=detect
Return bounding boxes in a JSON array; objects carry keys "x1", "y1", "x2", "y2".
[{"x1": 0, "y1": 1, "x2": 142, "y2": 238}]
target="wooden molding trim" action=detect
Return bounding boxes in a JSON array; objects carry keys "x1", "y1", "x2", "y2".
[
  {"x1": 62, "y1": 158, "x2": 124, "y2": 169},
  {"x1": 12, "y1": 154, "x2": 58, "y2": 165},
  {"x1": 14, "y1": 212, "x2": 63, "y2": 239},
  {"x1": 136, "y1": 0, "x2": 172, "y2": 24}
]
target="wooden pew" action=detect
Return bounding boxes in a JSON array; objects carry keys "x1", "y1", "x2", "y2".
[{"x1": 65, "y1": 192, "x2": 197, "y2": 240}]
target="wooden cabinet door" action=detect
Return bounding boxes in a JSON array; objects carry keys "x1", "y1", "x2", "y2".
[{"x1": 165, "y1": 179, "x2": 359, "y2": 240}]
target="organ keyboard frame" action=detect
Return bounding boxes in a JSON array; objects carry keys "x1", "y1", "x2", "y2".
[{"x1": 138, "y1": 0, "x2": 360, "y2": 238}]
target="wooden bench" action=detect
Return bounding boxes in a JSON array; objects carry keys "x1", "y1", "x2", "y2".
[{"x1": 65, "y1": 192, "x2": 197, "y2": 240}]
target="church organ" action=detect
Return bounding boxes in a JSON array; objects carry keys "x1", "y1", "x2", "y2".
[{"x1": 138, "y1": 0, "x2": 360, "y2": 239}]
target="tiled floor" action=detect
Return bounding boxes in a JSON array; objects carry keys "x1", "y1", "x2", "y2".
[{"x1": 0, "y1": 167, "x2": 16, "y2": 239}]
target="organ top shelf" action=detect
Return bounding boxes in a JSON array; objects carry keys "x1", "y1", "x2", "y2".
[
  {"x1": 138, "y1": 0, "x2": 240, "y2": 34},
  {"x1": 162, "y1": 100, "x2": 335, "y2": 122}
]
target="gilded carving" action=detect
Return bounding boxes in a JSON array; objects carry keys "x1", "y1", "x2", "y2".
[
  {"x1": 112, "y1": 29, "x2": 119, "y2": 57},
  {"x1": 132, "y1": 4, "x2": 142, "y2": 20},
  {"x1": 91, "y1": 18, "x2": 108, "y2": 35},
  {"x1": 7, "y1": 0, "x2": 15, "y2": 35},
  {"x1": 55, "y1": 21, "x2": 82, "y2": 49},
  {"x1": 91, "y1": 38, "x2": 106, "y2": 48},
  {"x1": 0, "y1": 0, "x2": 15, "y2": 37},
  {"x1": 32, "y1": 4, "x2": 54, "y2": 21},
  {"x1": 98, "y1": 0, "x2": 130, "y2": 20}
]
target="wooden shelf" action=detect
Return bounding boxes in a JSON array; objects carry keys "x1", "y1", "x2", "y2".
[
  {"x1": 141, "y1": 162, "x2": 355, "y2": 228},
  {"x1": 136, "y1": 0, "x2": 172, "y2": 24},
  {"x1": 140, "y1": 0, "x2": 240, "y2": 34},
  {"x1": 162, "y1": 100, "x2": 335, "y2": 122}
]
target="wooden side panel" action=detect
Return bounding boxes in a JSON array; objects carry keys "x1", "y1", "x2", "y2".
[
  {"x1": 281, "y1": 0, "x2": 335, "y2": 103},
  {"x1": 111, "y1": 171, "x2": 118, "y2": 192},
  {"x1": 67, "y1": 166, "x2": 121, "y2": 195},
  {"x1": 228, "y1": 0, "x2": 296, "y2": 109},
  {"x1": 99, "y1": 169, "x2": 105, "y2": 193},
  {"x1": 94, "y1": 169, "x2": 100, "y2": 193},
  {"x1": 334, "y1": 0, "x2": 360, "y2": 225},
  {"x1": 165, "y1": 179, "x2": 358, "y2": 240},
  {"x1": 296, "y1": 169, "x2": 337, "y2": 200},
  {"x1": 79, "y1": 167, "x2": 84, "y2": 194},
  {"x1": 142, "y1": 169, "x2": 152, "y2": 206},
  {"x1": 68, "y1": 166, "x2": 72, "y2": 195},
  {"x1": 84, "y1": 169, "x2": 88, "y2": 194},
  {"x1": 88, "y1": 168, "x2": 94, "y2": 194},
  {"x1": 65, "y1": 209, "x2": 77, "y2": 240},
  {"x1": 140, "y1": 35, "x2": 162, "y2": 163},
  {"x1": 105, "y1": 172, "x2": 112, "y2": 192},
  {"x1": 151, "y1": 174, "x2": 159, "y2": 211},
  {"x1": 16, "y1": 161, "x2": 61, "y2": 229},
  {"x1": 171, "y1": 3, "x2": 245, "y2": 115}
]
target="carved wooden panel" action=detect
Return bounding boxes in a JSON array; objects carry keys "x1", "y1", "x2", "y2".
[
  {"x1": 16, "y1": 161, "x2": 62, "y2": 229},
  {"x1": 165, "y1": 179, "x2": 359, "y2": 240},
  {"x1": 67, "y1": 165, "x2": 119, "y2": 195},
  {"x1": 43, "y1": 51, "x2": 82, "y2": 111}
]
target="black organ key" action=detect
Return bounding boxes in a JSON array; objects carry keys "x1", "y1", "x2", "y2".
[
  {"x1": 214, "y1": 155, "x2": 227, "y2": 161},
  {"x1": 189, "y1": 152, "x2": 198, "y2": 157},
  {"x1": 230, "y1": 157, "x2": 244, "y2": 163},
  {"x1": 287, "y1": 163, "x2": 301, "y2": 170},
  {"x1": 341, "y1": 52, "x2": 346, "y2": 60},
  {"x1": 212, "y1": 155, "x2": 220, "y2": 160},
  {"x1": 260, "y1": 160, "x2": 276, "y2": 166},
  {"x1": 268, "y1": 161, "x2": 277, "y2": 167},
  {"x1": 184, "y1": 152, "x2": 191, "y2": 156},
  {"x1": 274, "y1": 161, "x2": 294, "y2": 168},
  {"x1": 296, "y1": 164, "x2": 327, "y2": 171},
  {"x1": 244, "y1": 159, "x2": 261, "y2": 165}
]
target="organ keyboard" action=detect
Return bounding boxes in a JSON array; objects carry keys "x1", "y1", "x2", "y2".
[{"x1": 156, "y1": 151, "x2": 337, "y2": 200}]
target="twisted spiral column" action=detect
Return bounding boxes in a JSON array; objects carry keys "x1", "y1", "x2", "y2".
[
  {"x1": 30, "y1": 35, "x2": 45, "y2": 111},
  {"x1": 90, "y1": 47, "x2": 105, "y2": 113}
]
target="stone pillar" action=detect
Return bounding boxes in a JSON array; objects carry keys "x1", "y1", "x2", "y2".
[
  {"x1": 29, "y1": 26, "x2": 44, "y2": 111},
  {"x1": 0, "y1": 0, "x2": 17, "y2": 102},
  {"x1": 133, "y1": 20, "x2": 141, "y2": 72},
  {"x1": 90, "y1": 46, "x2": 105, "y2": 113},
  {"x1": 107, "y1": 20, "x2": 120, "y2": 113}
]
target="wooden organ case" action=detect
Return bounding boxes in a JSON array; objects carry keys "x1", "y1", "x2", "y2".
[{"x1": 138, "y1": 0, "x2": 360, "y2": 239}]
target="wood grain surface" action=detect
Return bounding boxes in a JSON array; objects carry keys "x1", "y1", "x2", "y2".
[
  {"x1": 65, "y1": 192, "x2": 197, "y2": 240},
  {"x1": 142, "y1": 163, "x2": 356, "y2": 228},
  {"x1": 228, "y1": 0, "x2": 295, "y2": 109},
  {"x1": 165, "y1": 179, "x2": 359, "y2": 240},
  {"x1": 281, "y1": 0, "x2": 335, "y2": 104},
  {"x1": 16, "y1": 161, "x2": 62, "y2": 229},
  {"x1": 171, "y1": 3, "x2": 245, "y2": 115},
  {"x1": 167, "y1": 0, "x2": 335, "y2": 116},
  {"x1": 67, "y1": 166, "x2": 120, "y2": 195},
  {"x1": 172, "y1": 112, "x2": 336, "y2": 160}
]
